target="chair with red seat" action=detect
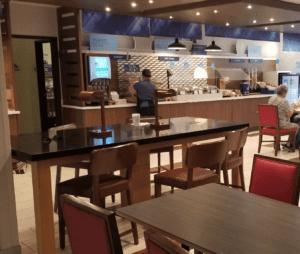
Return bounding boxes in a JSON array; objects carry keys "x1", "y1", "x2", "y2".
[
  {"x1": 258, "y1": 104, "x2": 297, "y2": 156},
  {"x1": 154, "y1": 140, "x2": 228, "y2": 197},
  {"x1": 249, "y1": 154, "x2": 300, "y2": 205}
]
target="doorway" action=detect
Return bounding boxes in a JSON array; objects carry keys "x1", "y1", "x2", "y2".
[{"x1": 12, "y1": 36, "x2": 62, "y2": 133}]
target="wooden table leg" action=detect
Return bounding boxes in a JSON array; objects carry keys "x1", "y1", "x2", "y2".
[
  {"x1": 231, "y1": 150, "x2": 241, "y2": 188},
  {"x1": 31, "y1": 161, "x2": 56, "y2": 254},
  {"x1": 121, "y1": 146, "x2": 151, "y2": 205},
  {"x1": 182, "y1": 143, "x2": 188, "y2": 167}
]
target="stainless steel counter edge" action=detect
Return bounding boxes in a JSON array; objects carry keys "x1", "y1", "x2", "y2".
[{"x1": 62, "y1": 95, "x2": 272, "y2": 110}]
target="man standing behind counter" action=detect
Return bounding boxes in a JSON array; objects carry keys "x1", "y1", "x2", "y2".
[{"x1": 128, "y1": 69, "x2": 157, "y2": 116}]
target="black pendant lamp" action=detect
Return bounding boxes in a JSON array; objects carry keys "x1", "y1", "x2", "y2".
[
  {"x1": 168, "y1": 38, "x2": 186, "y2": 50},
  {"x1": 205, "y1": 39, "x2": 222, "y2": 52}
]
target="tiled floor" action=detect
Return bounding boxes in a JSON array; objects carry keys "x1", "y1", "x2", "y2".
[{"x1": 13, "y1": 131, "x2": 299, "y2": 254}]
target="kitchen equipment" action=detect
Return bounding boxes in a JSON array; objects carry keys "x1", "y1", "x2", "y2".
[
  {"x1": 240, "y1": 82, "x2": 250, "y2": 96},
  {"x1": 257, "y1": 82, "x2": 266, "y2": 89}
]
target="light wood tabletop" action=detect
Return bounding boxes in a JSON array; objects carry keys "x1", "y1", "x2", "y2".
[{"x1": 117, "y1": 183, "x2": 300, "y2": 254}]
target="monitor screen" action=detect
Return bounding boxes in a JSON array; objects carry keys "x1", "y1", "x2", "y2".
[{"x1": 88, "y1": 56, "x2": 111, "y2": 82}]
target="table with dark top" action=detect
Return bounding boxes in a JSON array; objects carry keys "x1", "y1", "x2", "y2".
[
  {"x1": 117, "y1": 183, "x2": 300, "y2": 254},
  {"x1": 11, "y1": 117, "x2": 248, "y2": 254}
]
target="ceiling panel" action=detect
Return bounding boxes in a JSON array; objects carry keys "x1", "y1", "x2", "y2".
[{"x1": 11, "y1": 0, "x2": 300, "y2": 35}]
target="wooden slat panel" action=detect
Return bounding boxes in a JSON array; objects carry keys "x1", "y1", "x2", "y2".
[
  {"x1": 58, "y1": 27, "x2": 79, "y2": 39},
  {"x1": 61, "y1": 39, "x2": 79, "y2": 50},
  {"x1": 61, "y1": 15, "x2": 78, "y2": 27}
]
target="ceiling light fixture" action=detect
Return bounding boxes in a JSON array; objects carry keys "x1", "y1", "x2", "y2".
[
  {"x1": 270, "y1": 18, "x2": 274, "y2": 22},
  {"x1": 131, "y1": 2, "x2": 137, "y2": 7},
  {"x1": 214, "y1": 10, "x2": 218, "y2": 13},
  {"x1": 196, "y1": 12, "x2": 200, "y2": 16},
  {"x1": 205, "y1": 39, "x2": 222, "y2": 52},
  {"x1": 247, "y1": 5, "x2": 252, "y2": 9},
  {"x1": 265, "y1": 27, "x2": 268, "y2": 30},
  {"x1": 149, "y1": 0, "x2": 154, "y2": 3},
  {"x1": 253, "y1": 20, "x2": 257, "y2": 23},
  {"x1": 291, "y1": 24, "x2": 295, "y2": 28},
  {"x1": 105, "y1": 7, "x2": 111, "y2": 12},
  {"x1": 168, "y1": 38, "x2": 186, "y2": 50},
  {"x1": 226, "y1": 23, "x2": 230, "y2": 26},
  {"x1": 170, "y1": 16, "x2": 173, "y2": 19}
]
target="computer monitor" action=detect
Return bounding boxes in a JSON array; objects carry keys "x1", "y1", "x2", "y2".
[{"x1": 88, "y1": 56, "x2": 111, "y2": 82}]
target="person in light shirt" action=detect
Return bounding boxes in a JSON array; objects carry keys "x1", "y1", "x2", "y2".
[{"x1": 268, "y1": 85, "x2": 299, "y2": 151}]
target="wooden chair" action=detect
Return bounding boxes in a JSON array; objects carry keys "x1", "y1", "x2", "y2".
[
  {"x1": 60, "y1": 194, "x2": 124, "y2": 254},
  {"x1": 144, "y1": 229, "x2": 189, "y2": 254},
  {"x1": 258, "y1": 104, "x2": 297, "y2": 156},
  {"x1": 154, "y1": 140, "x2": 228, "y2": 197},
  {"x1": 127, "y1": 116, "x2": 174, "y2": 176},
  {"x1": 221, "y1": 127, "x2": 248, "y2": 191},
  {"x1": 52, "y1": 124, "x2": 114, "y2": 212},
  {"x1": 249, "y1": 154, "x2": 300, "y2": 205},
  {"x1": 57, "y1": 143, "x2": 139, "y2": 249}
]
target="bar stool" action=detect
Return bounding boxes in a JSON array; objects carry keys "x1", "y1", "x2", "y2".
[
  {"x1": 154, "y1": 140, "x2": 228, "y2": 197},
  {"x1": 127, "y1": 116, "x2": 174, "y2": 179},
  {"x1": 221, "y1": 127, "x2": 248, "y2": 191},
  {"x1": 57, "y1": 142, "x2": 139, "y2": 249}
]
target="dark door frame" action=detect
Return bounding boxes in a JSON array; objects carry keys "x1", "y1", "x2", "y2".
[{"x1": 12, "y1": 35, "x2": 63, "y2": 131}]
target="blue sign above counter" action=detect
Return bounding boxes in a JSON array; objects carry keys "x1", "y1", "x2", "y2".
[
  {"x1": 109, "y1": 54, "x2": 131, "y2": 60},
  {"x1": 90, "y1": 34, "x2": 117, "y2": 51},
  {"x1": 249, "y1": 59, "x2": 263, "y2": 63},
  {"x1": 229, "y1": 59, "x2": 245, "y2": 63},
  {"x1": 158, "y1": 56, "x2": 180, "y2": 61},
  {"x1": 191, "y1": 45, "x2": 207, "y2": 55}
]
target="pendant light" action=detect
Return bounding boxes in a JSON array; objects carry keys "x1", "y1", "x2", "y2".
[
  {"x1": 168, "y1": 38, "x2": 186, "y2": 50},
  {"x1": 205, "y1": 39, "x2": 222, "y2": 52}
]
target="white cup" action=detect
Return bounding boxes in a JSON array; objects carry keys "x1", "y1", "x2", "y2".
[{"x1": 132, "y1": 113, "x2": 140, "y2": 126}]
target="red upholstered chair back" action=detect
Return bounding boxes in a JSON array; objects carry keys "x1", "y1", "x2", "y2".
[
  {"x1": 60, "y1": 194, "x2": 123, "y2": 254},
  {"x1": 249, "y1": 155, "x2": 300, "y2": 205},
  {"x1": 258, "y1": 104, "x2": 279, "y2": 128},
  {"x1": 144, "y1": 230, "x2": 190, "y2": 254}
]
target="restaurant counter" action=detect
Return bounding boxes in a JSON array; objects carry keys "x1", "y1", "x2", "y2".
[{"x1": 62, "y1": 95, "x2": 272, "y2": 129}]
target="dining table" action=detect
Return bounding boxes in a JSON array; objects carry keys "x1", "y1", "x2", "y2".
[
  {"x1": 117, "y1": 183, "x2": 300, "y2": 254},
  {"x1": 10, "y1": 117, "x2": 248, "y2": 254}
]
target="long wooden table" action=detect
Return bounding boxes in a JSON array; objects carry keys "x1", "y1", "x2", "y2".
[
  {"x1": 10, "y1": 117, "x2": 248, "y2": 254},
  {"x1": 117, "y1": 183, "x2": 300, "y2": 254}
]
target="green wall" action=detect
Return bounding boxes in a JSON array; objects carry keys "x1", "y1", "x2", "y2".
[{"x1": 12, "y1": 38, "x2": 41, "y2": 134}]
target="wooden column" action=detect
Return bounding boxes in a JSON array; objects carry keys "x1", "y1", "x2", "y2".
[
  {"x1": 57, "y1": 7, "x2": 85, "y2": 107},
  {"x1": 1, "y1": 1, "x2": 17, "y2": 111}
]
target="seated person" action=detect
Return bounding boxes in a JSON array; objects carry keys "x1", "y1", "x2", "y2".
[{"x1": 268, "y1": 84, "x2": 299, "y2": 151}]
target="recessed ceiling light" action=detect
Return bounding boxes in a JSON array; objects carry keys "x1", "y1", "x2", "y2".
[
  {"x1": 170, "y1": 16, "x2": 173, "y2": 19},
  {"x1": 131, "y1": 2, "x2": 137, "y2": 7},
  {"x1": 105, "y1": 7, "x2": 111, "y2": 12},
  {"x1": 214, "y1": 10, "x2": 218, "y2": 13},
  {"x1": 226, "y1": 23, "x2": 230, "y2": 26},
  {"x1": 265, "y1": 27, "x2": 268, "y2": 30},
  {"x1": 247, "y1": 5, "x2": 252, "y2": 9},
  {"x1": 196, "y1": 12, "x2": 200, "y2": 16},
  {"x1": 253, "y1": 20, "x2": 257, "y2": 23},
  {"x1": 291, "y1": 24, "x2": 295, "y2": 28},
  {"x1": 270, "y1": 18, "x2": 274, "y2": 22},
  {"x1": 149, "y1": 0, "x2": 154, "y2": 3}
]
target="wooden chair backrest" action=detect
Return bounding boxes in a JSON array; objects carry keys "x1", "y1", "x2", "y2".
[
  {"x1": 144, "y1": 229, "x2": 189, "y2": 254},
  {"x1": 249, "y1": 154, "x2": 300, "y2": 206},
  {"x1": 90, "y1": 142, "x2": 138, "y2": 176},
  {"x1": 186, "y1": 139, "x2": 228, "y2": 169},
  {"x1": 60, "y1": 194, "x2": 123, "y2": 254},
  {"x1": 258, "y1": 104, "x2": 279, "y2": 130},
  {"x1": 225, "y1": 127, "x2": 248, "y2": 156}
]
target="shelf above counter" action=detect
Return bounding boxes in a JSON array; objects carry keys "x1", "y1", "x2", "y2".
[{"x1": 82, "y1": 50, "x2": 276, "y2": 61}]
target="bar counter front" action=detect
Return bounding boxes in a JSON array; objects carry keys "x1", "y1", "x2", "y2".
[{"x1": 11, "y1": 117, "x2": 248, "y2": 254}]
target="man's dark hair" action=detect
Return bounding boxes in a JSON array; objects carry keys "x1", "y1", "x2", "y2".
[{"x1": 142, "y1": 69, "x2": 151, "y2": 78}]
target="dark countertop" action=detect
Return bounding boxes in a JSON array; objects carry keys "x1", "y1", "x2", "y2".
[{"x1": 11, "y1": 117, "x2": 249, "y2": 162}]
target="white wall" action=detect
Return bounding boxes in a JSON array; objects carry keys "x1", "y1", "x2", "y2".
[
  {"x1": 10, "y1": 2, "x2": 58, "y2": 37},
  {"x1": 0, "y1": 26, "x2": 21, "y2": 254}
]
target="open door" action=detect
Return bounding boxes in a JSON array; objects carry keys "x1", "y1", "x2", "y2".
[{"x1": 35, "y1": 39, "x2": 62, "y2": 132}]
